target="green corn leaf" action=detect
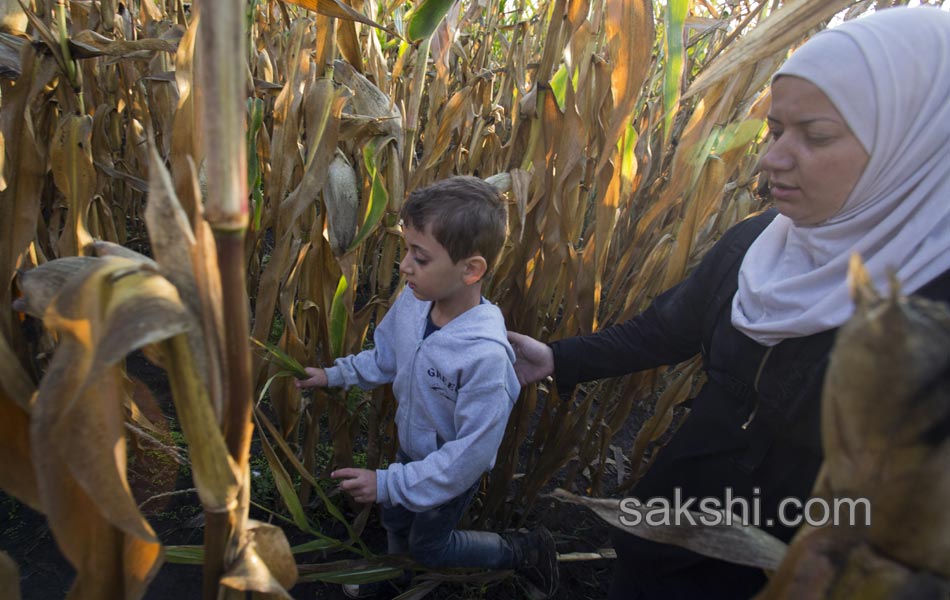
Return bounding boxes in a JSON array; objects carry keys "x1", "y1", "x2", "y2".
[
  {"x1": 257, "y1": 416, "x2": 315, "y2": 532},
  {"x1": 710, "y1": 118, "x2": 765, "y2": 156},
  {"x1": 406, "y1": 0, "x2": 456, "y2": 42},
  {"x1": 347, "y1": 139, "x2": 392, "y2": 252},
  {"x1": 329, "y1": 274, "x2": 348, "y2": 359},
  {"x1": 621, "y1": 121, "x2": 639, "y2": 178},
  {"x1": 550, "y1": 65, "x2": 568, "y2": 111},
  {"x1": 249, "y1": 337, "x2": 309, "y2": 379},
  {"x1": 246, "y1": 97, "x2": 266, "y2": 230},
  {"x1": 662, "y1": 0, "x2": 688, "y2": 145},
  {"x1": 254, "y1": 407, "x2": 367, "y2": 554},
  {"x1": 256, "y1": 370, "x2": 297, "y2": 405}
]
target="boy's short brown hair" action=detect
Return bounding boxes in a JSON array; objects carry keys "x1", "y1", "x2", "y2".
[{"x1": 400, "y1": 176, "x2": 508, "y2": 268}]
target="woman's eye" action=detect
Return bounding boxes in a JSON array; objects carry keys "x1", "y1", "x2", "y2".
[{"x1": 805, "y1": 134, "x2": 833, "y2": 146}]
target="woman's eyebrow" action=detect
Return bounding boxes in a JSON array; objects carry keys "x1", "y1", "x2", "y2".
[{"x1": 767, "y1": 115, "x2": 842, "y2": 126}]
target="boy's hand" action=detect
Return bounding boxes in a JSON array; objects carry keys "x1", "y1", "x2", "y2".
[
  {"x1": 331, "y1": 468, "x2": 377, "y2": 504},
  {"x1": 295, "y1": 367, "x2": 328, "y2": 389}
]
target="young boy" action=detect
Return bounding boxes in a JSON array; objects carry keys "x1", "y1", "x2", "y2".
[{"x1": 296, "y1": 176, "x2": 557, "y2": 599}]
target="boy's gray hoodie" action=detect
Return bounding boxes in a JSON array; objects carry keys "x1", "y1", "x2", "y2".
[{"x1": 325, "y1": 287, "x2": 520, "y2": 512}]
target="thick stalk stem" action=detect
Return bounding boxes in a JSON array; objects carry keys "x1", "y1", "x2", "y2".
[
  {"x1": 201, "y1": 512, "x2": 230, "y2": 600},
  {"x1": 217, "y1": 232, "x2": 253, "y2": 469},
  {"x1": 195, "y1": 0, "x2": 249, "y2": 595}
]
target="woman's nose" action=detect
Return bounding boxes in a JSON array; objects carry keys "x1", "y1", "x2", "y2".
[{"x1": 760, "y1": 137, "x2": 794, "y2": 173}]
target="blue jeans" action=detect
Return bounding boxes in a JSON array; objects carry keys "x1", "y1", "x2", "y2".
[{"x1": 379, "y1": 461, "x2": 516, "y2": 570}]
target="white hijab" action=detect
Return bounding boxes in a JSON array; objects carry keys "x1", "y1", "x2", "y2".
[{"x1": 731, "y1": 7, "x2": 950, "y2": 347}]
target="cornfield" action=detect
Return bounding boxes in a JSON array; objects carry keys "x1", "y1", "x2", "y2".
[{"x1": 0, "y1": 0, "x2": 932, "y2": 597}]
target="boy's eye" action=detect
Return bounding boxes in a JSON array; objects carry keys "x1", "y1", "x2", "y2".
[{"x1": 414, "y1": 257, "x2": 429, "y2": 266}]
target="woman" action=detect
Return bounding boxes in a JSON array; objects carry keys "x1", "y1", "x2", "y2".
[{"x1": 509, "y1": 7, "x2": 950, "y2": 599}]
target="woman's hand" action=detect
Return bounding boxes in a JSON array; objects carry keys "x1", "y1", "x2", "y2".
[
  {"x1": 507, "y1": 331, "x2": 555, "y2": 386},
  {"x1": 295, "y1": 367, "x2": 328, "y2": 389}
]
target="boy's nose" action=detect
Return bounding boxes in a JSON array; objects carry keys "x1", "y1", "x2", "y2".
[{"x1": 399, "y1": 254, "x2": 411, "y2": 275}]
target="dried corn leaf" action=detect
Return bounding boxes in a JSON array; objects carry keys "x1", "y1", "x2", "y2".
[
  {"x1": 170, "y1": 15, "x2": 201, "y2": 219},
  {"x1": 26, "y1": 258, "x2": 191, "y2": 598},
  {"x1": 625, "y1": 358, "x2": 701, "y2": 486},
  {"x1": 0, "y1": 388, "x2": 39, "y2": 510},
  {"x1": 820, "y1": 264, "x2": 950, "y2": 577},
  {"x1": 69, "y1": 29, "x2": 180, "y2": 58},
  {"x1": 757, "y1": 528, "x2": 949, "y2": 600},
  {"x1": 0, "y1": 332, "x2": 35, "y2": 412},
  {"x1": 267, "y1": 20, "x2": 310, "y2": 204},
  {"x1": 284, "y1": 77, "x2": 349, "y2": 225},
  {"x1": 0, "y1": 550, "x2": 21, "y2": 600},
  {"x1": 684, "y1": 0, "x2": 858, "y2": 99},
  {"x1": 51, "y1": 114, "x2": 96, "y2": 257},
  {"x1": 283, "y1": 0, "x2": 389, "y2": 31},
  {"x1": 597, "y1": 0, "x2": 653, "y2": 175},
  {"x1": 89, "y1": 240, "x2": 159, "y2": 268},
  {"x1": 14, "y1": 257, "x2": 101, "y2": 317},
  {"x1": 551, "y1": 488, "x2": 788, "y2": 570},
  {"x1": 219, "y1": 521, "x2": 296, "y2": 598},
  {"x1": 0, "y1": 46, "x2": 55, "y2": 339},
  {"x1": 145, "y1": 140, "x2": 221, "y2": 416}
]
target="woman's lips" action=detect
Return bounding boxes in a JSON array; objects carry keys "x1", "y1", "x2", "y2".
[{"x1": 769, "y1": 183, "x2": 799, "y2": 202}]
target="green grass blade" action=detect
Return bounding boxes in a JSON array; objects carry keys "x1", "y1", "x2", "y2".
[
  {"x1": 300, "y1": 566, "x2": 405, "y2": 584},
  {"x1": 291, "y1": 538, "x2": 343, "y2": 553},
  {"x1": 298, "y1": 557, "x2": 407, "y2": 584},
  {"x1": 164, "y1": 545, "x2": 204, "y2": 565}
]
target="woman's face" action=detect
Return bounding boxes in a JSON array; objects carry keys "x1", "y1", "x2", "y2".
[{"x1": 761, "y1": 76, "x2": 869, "y2": 226}]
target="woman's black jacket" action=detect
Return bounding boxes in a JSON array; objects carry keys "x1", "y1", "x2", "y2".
[{"x1": 550, "y1": 208, "x2": 950, "y2": 543}]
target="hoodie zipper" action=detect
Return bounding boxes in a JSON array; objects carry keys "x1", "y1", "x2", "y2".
[{"x1": 741, "y1": 346, "x2": 773, "y2": 430}]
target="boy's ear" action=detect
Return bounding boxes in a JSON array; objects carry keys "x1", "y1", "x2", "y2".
[{"x1": 461, "y1": 255, "x2": 488, "y2": 285}]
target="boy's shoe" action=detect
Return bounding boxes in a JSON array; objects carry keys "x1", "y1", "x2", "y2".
[
  {"x1": 504, "y1": 526, "x2": 559, "y2": 599},
  {"x1": 341, "y1": 581, "x2": 385, "y2": 599}
]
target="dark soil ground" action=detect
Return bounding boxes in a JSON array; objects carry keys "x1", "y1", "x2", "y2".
[
  {"x1": 0, "y1": 352, "x2": 658, "y2": 600},
  {"x1": 1, "y1": 493, "x2": 616, "y2": 600}
]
